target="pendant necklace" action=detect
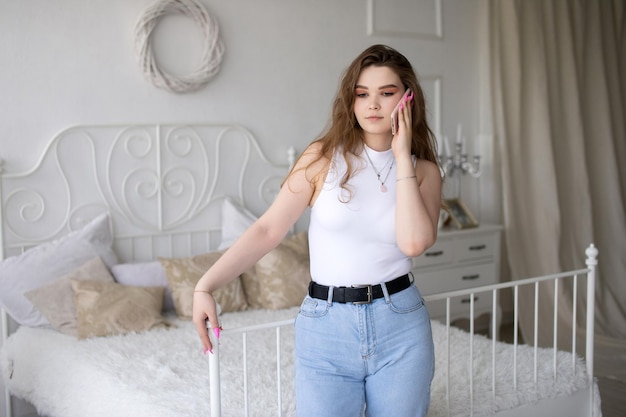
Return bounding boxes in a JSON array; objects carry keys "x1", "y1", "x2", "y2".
[{"x1": 363, "y1": 146, "x2": 394, "y2": 193}]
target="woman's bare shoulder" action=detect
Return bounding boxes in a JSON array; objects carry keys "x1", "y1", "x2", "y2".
[
  {"x1": 294, "y1": 141, "x2": 330, "y2": 172},
  {"x1": 415, "y1": 158, "x2": 440, "y2": 174},
  {"x1": 300, "y1": 141, "x2": 326, "y2": 160},
  {"x1": 415, "y1": 159, "x2": 442, "y2": 183}
]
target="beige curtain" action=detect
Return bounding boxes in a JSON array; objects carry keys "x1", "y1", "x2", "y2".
[{"x1": 487, "y1": 0, "x2": 626, "y2": 376}]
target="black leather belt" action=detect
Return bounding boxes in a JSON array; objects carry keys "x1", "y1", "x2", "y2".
[{"x1": 308, "y1": 274, "x2": 412, "y2": 304}]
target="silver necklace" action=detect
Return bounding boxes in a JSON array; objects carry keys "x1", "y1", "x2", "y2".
[{"x1": 363, "y1": 147, "x2": 394, "y2": 192}]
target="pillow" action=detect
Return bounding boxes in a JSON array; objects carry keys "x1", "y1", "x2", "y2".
[
  {"x1": 71, "y1": 280, "x2": 166, "y2": 339},
  {"x1": 218, "y1": 197, "x2": 257, "y2": 250},
  {"x1": 0, "y1": 212, "x2": 118, "y2": 326},
  {"x1": 111, "y1": 261, "x2": 175, "y2": 312},
  {"x1": 159, "y1": 251, "x2": 248, "y2": 318},
  {"x1": 24, "y1": 256, "x2": 115, "y2": 336},
  {"x1": 244, "y1": 231, "x2": 311, "y2": 310}
]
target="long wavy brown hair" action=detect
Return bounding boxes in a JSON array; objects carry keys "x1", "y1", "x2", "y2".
[{"x1": 289, "y1": 44, "x2": 440, "y2": 195}]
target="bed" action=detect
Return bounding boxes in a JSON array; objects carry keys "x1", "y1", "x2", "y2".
[{"x1": 0, "y1": 124, "x2": 600, "y2": 417}]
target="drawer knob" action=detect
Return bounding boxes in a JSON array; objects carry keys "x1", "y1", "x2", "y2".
[
  {"x1": 462, "y1": 274, "x2": 480, "y2": 280},
  {"x1": 469, "y1": 244, "x2": 487, "y2": 251},
  {"x1": 425, "y1": 250, "x2": 444, "y2": 257}
]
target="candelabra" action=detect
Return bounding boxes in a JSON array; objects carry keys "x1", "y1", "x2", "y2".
[
  {"x1": 438, "y1": 125, "x2": 481, "y2": 198},
  {"x1": 439, "y1": 142, "x2": 481, "y2": 178}
]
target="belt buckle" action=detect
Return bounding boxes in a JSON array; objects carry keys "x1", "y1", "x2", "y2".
[{"x1": 351, "y1": 284, "x2": 373, "y2": 304}]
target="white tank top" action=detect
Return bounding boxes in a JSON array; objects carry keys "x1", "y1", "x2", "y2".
[{"x1": 308, "y1": 145, "x2": 412, "y2": 287}]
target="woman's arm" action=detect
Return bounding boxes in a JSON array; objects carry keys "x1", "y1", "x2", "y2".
[
  {"x1": 392, "y1": 95, "x2": 442, "y2": 257},
  {"x1": 192, "y1": 143, "x2": 323, "y2": 352},
  {"x1": 394, "y1": 157, "x2": 442, "y2": 257}
]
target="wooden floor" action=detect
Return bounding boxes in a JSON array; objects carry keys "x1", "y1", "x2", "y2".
[
  {"x1": 597, "y1": 376, "x2": 626, "y2": 417},
  {"x1": 452, "y1": 318, "x2": 626, "y2": 417}
]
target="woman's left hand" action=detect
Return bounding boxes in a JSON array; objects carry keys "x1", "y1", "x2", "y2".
[{"x1": 391, "y1": 91, "x2": 414, "y2": 158}]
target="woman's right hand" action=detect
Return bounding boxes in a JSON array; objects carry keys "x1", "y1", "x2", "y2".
[
  {"x1": 192, "y1": 291, "x2": 221, "y2": 355},
  {"x1": 189, "y1": 142, "x2": 318, "y2": 354}
]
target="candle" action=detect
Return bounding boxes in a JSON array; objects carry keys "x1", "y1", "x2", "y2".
[
  {"x1": 443, "y1": 136, "x2": 452, "y2": 157},
  {"x1": 456, "y1": 124, "x2": 462, "y2": 144},
  {"x1": 474, "y1": 135, "x2": 481, "y2": 156},
  {"x1": 436, "y1": 135, "x2": 443, "y2": 158}
]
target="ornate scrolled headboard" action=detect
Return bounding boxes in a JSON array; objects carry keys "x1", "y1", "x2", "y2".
[{"x1": 0, "y1": 124, "x2": 295, "y2": 262}]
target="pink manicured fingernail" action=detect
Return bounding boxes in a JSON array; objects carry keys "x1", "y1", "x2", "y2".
[
  {"x1": 400, "y1": 103, "x2": 404, "y2": 111},
  {"x1": 213, "y1": 327, "x2": 221, "y2": 339},
  {"x1": 409, "y1": 92, "x2": 414, "y2": 101},
  {"x1": 203, "y1": 347, "x2": 208, "y2": 355}
]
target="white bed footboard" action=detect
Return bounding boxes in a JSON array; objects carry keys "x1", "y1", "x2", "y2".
[
  {"x1": 208, "y1": 319, "x2": 296, "y2": 417},
  {"x1": 207, "y1": 244, "x2": 599, "y2": 417}
]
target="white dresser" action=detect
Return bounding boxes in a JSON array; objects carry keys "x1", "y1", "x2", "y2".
[{"x1": 412, "y1": 224, "x2": 503, "y2": 322}]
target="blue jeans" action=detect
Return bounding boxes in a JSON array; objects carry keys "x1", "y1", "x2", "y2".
[{"x1": 294, "y1": 283, "x2": 434, "y2": 417}]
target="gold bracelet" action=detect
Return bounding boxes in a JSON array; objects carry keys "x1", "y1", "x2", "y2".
[{"x1": 396, "y1": 175, "x2": 417, "y2": 182}]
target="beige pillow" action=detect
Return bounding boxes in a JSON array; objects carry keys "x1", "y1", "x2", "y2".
[
  {"x1": 25, "y1": 256, "x2": 115, "y2": 336},
  {"x1": 0, "y1": 212, "x2": 117, "y2": 327},
  {"x1": 71, "y1": 280, "x2": 166, "y2": 339},
  {"x1": 244, "y1": 232, "x2": 310, "y2": 310},
  {"x1": 159, "y1": 251, "x2": 248, "y2": 318}
]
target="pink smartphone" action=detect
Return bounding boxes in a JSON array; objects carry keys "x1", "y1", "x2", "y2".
[{"x1": 391, "y1": 88, "x2": 412, "y2": 135}]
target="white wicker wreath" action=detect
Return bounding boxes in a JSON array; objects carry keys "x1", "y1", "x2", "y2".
[{"x1": 135, "y1": 0, "x2": 225, "y2": 93}]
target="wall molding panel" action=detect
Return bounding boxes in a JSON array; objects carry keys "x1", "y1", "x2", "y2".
[
  {"x1": 367, "y1": 0, "x2": 443, "y2": 39},
  {"x1": 420, "y1": 75, "x2": 442, "y2": 140}
]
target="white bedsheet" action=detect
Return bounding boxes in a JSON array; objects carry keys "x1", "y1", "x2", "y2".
[{"x1": 1, "y1": 307, "x2": 595, "y2": 417}]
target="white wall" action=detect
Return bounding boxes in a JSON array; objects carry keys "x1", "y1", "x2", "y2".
[
  {"x1": 0, "y1": 0, "x2": 494, "y2": 217},
  {"x1": 0, "y1": 1, "x2": 491, "y2": 415}
]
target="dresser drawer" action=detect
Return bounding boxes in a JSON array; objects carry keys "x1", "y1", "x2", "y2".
[
  {"x1": 453, "y1": 233, "x2": 498, "y2": 262},
  {"x1": 412, "y1": 263, "x2": 496, "y2": 296},
  {"x1": 412, "y1": 240, "x2": 453, "y2": 269}
]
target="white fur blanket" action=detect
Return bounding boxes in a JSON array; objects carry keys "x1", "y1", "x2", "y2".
[{"x1": 1, "y1": 307, "x2": 595, "y2": 417}]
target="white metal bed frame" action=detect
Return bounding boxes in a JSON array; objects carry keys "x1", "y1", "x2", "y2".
[
  {"x1": 0, "y1": 123, "x2": 598, "y2": 417},
  {"x1": 207, "y1": 245, "x2": 598, "y2": 417},
  {"x1": 0, "y1": 123, "x2": 295, "y2": 417}
]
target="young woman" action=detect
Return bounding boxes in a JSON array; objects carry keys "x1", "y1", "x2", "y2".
[{"x1": 193, "y1": 44, "x2": 442, "y2": 416}]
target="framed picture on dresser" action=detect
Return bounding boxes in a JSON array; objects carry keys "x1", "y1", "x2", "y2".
[{"x1": 443, "y1": 198, "x2": 478, "y2": 229}]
